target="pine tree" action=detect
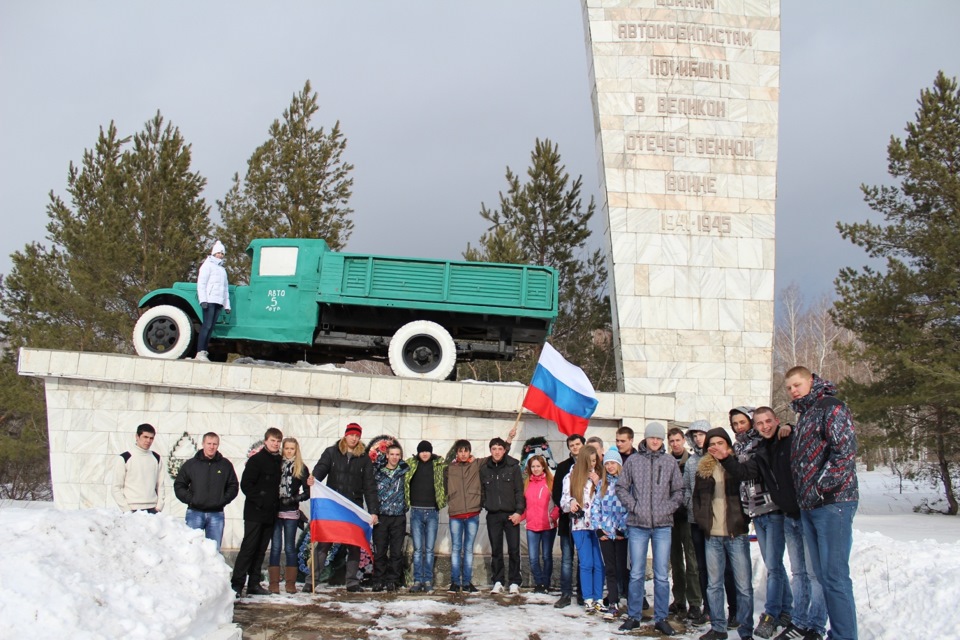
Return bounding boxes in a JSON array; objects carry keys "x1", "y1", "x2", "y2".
[
  {"x1": 0, "y1": 113, "x2": 211, "y2": 495},
  {"x1": 462, "y1": 138, "x2": 613, "y2": 390},
  {"x1": 833, "y1": 71, "x2": 960, "y2": 514},
  {"x1": 217, "y1": 80, "x2": 354, "y2": 283}
]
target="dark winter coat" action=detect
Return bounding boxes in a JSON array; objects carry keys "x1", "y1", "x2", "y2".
[
  {"x1": 479, "y1": 454, "x2": 525, "y2": 515},
  {"x1": 790, "y1": 374, "x2": 859, "y2": 510},
  {"x1": 719, "y1": 432, "x2": 801, "y2": 518},
  {"x1": 671, "y1": 449, "x2": 690, "y2": 523},
  {"x1": 313, "y1": 439, "x2": 380, "y2": 514},
  {"x1": 278, "y1": 462, "x2": 311, "y2": 511},
  {"x1": 240, "y1": 447, "x2": 283, "y2": 523},
  {"x1": 615, "y1": 441, "x2": 683, "y2": 529},
  {"x1": 553, "y1": 456, "x2": 577, "y2": 535},
  {"x1": 174, "y1": 450, "x2": 239, "y2": 512},
  {"x1": 693, "y1": 453, "x2": 749, "y2": 537}
]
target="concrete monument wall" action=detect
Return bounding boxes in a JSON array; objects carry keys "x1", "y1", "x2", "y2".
[
  {"x1": 581, "y1": 0, "x2": 780, "y2": 424},
  {"x1": 18, "y1": 348, "x2": 651, "y2": 550}
]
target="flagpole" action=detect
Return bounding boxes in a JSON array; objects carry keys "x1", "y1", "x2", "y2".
[
  {"x1": 310, "y1": 541, "x2": 315, "y2": 594},
  {"x1": 510, "y1": 391, "x2": 525, "y2": 440}
]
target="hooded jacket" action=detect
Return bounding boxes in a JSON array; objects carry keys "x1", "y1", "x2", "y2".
[
  {"x1": 197, "y1": 254, "x2": 230, "y2": 309},
  {"x1": 692, "y1": 453, "x2": 749, "y2": 537},
  {"x1": 615, "y1": 441, "x2": 683, "y2": 529},
  {"x1": 521, "y1": 472, "x2": 559, "y2": 532},
  {"x1": 313, "y1": 438, "x2": 380, "y2": 514},
  {"x1": 479, "y1": 454, "x2": 525, "y2": 515},
  {"x1": 174, "y1": 450, "x2": 239, "y2": 512},
  {"x1": 790, "y1": 374, "x2": 859, "y2": 509},
  {"x1": 683, "y1": 433, "x2": 705, "y2": 525}
]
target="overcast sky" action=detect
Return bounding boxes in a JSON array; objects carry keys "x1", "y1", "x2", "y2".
[{"x1": 1, "y1": 1, "x2": 958, "y2": 306}]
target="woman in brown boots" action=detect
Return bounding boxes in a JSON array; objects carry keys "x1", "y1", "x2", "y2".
[{"x1": 269, "y1": 437, "x2": 312, "y2": 593}]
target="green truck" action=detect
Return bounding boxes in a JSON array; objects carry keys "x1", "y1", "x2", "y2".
[{"x1": 133, "y1": 238, "x2": 558, "y2": 380}]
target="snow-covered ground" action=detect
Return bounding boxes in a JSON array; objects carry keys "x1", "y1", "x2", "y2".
[{"x1": 2, "y1": 470, "x2": 958, "y2": 639}]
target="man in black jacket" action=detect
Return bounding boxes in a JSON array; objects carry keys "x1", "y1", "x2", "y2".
[
  {"x1": 480, "y1": 436, "x2": 525, "y2": 594},
  {"x1": 717, "y1": 407, "x2": 827, "y2": 640},
  {"x1": 174, "y1": 432, "x2": 239, "y2": 552},
  {"x1": 552, "y1": 433, "x2": 584, "y2": 608},
  {"x1": 304, "y1": 422, "x2": 380, "y2": 593},
  {"x1": 232, "y1": 427, "x2": 283, "y2": 597}
]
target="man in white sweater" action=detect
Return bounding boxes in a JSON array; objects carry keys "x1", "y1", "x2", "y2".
[{"x1": 111, "y1": 423, "x2": 166, "y2": 513}]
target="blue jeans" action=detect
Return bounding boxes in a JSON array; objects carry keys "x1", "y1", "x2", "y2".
[
  {"x1": 802, "y1": 502, "x2": 858, "y2": 640},
  {"x1": 755, "y1": 512, "x2": 793, "y2": 618},
  {"x1": 185, "y1": 509, "x2": 225, "y2": 551},
  {"x1": 449, "y1": 515, "x2": 479, "y2": 586},
  {"x1": 410, "y1": 507, "x2": 439, "y2": 585},
  {"x1": 572, "y1": 530, "x2": 604, "y2": 601},
  {"x1": 527, "y1": 528, "x2": 557, "y2": 588},
  {"x1": 269, "y1": 517, "x2": 299, "y2": 566},
  {"x1": 559, "y1": 530, "x2": 578, "y2": 597},
  {"x1": 705, "y1": 535, "x2": 754, "y2": 637},
  {"x1": 784, "y1": 515, "x2": 827, "y2": 635},
  {"x1": 627, "y1": 526, "x2": 672, "y2": 622},
  {"x1": 196, "y1": 303, "x2": 221, "y2": 352}
]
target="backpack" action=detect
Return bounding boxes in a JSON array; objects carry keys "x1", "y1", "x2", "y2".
[{"x1": 121, "y1": 450, "x2": 161, "y2": 464}]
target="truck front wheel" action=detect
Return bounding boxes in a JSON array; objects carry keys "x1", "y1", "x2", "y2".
[
  {"x1": 133, "y1": 305, "x2": 195, "y2": 360},
  {"x1": 388, "y1": 320, "x2": 457, "y2": 380}
]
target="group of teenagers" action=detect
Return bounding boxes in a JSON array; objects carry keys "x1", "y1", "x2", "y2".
[{"x1": 119, "y1": 365, "x2": 858, "y2": 640}]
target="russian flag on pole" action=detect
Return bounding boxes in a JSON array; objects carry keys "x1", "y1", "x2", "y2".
[
  {"x1": 309, "y1": 481, "x2": 374, "y2": 557},
  {"x1": 522, "y1": 342, "x2": 599, "y2": 436}
]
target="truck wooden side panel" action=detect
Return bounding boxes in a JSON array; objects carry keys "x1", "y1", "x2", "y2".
[{"x1": 318, "y1": 253, "x2": 556, "y2": 319}]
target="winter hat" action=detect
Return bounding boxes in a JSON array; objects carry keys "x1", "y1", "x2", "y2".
[
  {"x1": 417, "y1": 440, "x2": 433, "y2": 454},
  {"x1": 603, "y1": 447, "x2": 623, "y2": 466},
  {"x1": 644, "y1": 421, "x2": 667, "y2": 440},
  {"x1": 729, "y1": 406, "x2": 755, "y2": 424},
  {"x1": 705, "y1": 427, "x2": 733, "y2": 450},
  {"x1": 344, "y1": 422, "x2": 362, "y2": 436},
  {"x1": 211, "y1": 240, "x2": 226, "y2": 255},
  {"x1": 687, "y1": 419, "x2": 711, "y2": 435}
]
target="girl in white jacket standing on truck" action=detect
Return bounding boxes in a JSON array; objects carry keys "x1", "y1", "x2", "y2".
[{"x1": 195, "y1": 240, "x2": 230, "y2": 360}]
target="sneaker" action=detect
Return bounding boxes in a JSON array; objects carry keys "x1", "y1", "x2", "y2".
[
  {"x1": 593, "y1": 601, "x2": 605, "y2": 615},
  {"x1": 509, "y1": 583, "x2": 520, "y2": 594},
  {"x1": 755, "y1": 613, "x2": 778, "y2": 639},
  {"x1": 533, "y1": 584, "x2": 547, "y2": 594},
  {"x1": 772, "y1": 626, "x2": 805, "y2": 640},
  {"x1": 346, "y1": 585, "x2": 363, "y2": 593},
  {"x1": 491, "y1": 581, "x2": 504, "y2": 594},
  {"x1": 618, "y1": 618, "x2": 641, "y2": 632},
  {"x1": 385, "y1": 582, "x2": 397, "y2": 592},
  {"x1": 554, "y1": 594, "x2": 572, "y2": 608},
  {"x1": 194, "y1": 351, "x2": 209, "y2": 361},
  {"x1": 423, "y1": 582, "x2": 432, "y2": 592},
  {"x1": 445, "y1": 583, "x2": 459, "y2": 593},
  {"x1": 463, "y1": 583, "x2": 479, "y2": 593},
  {"x1": 584, "y1": 598, "x2": 595, "y2": 614},
  {"x1": 246, "y1": 583, "x2": 269, "y2": 596},
  {"x1": 669, "y1": 602, "x2": 687, "y2": 616},
  {"x1": 801, "y1": 632, "x2": 823, "y2": 640},
  {"x1": 779, "y1": 613, "x2": 792, "y2": 628},
  {"x1": 699, "y1": 631, "x2": 729, "y2": 640},
  {"x1": 603, "y1": 604, "x2": 619, "y2": 621},
  {"x1": 655, "y1": 619, "x2": 678, "y2": 636},
  {"x1": 727, "y1": 612, "x2": 739, "y2": 629}
]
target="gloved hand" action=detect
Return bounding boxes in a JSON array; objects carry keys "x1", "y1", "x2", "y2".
[{"x1": 200, "y1": 302, "x2": 208, "y2": 310}]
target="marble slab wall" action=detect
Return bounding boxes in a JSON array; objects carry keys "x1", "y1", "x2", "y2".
[
  {"x1": 581, "y1": 0, "x2": 779, "y2": 424},
  {"x1": 19, "y1": 348, "x2": 642, "y2": 551}
]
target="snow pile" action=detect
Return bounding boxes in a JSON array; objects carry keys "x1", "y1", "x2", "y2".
[{"x1": 0, "y1": 507, "x2": 234, "y2": 639}]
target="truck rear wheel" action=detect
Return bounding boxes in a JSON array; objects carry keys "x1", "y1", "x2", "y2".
[
  {"x1": 388, "y1": 320, "x2": 456, "y2": 380},
  {"x1": 133, "y1": 305, "x2": 195, "y2": 359}
]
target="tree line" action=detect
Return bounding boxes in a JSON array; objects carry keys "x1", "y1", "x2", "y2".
[{"x1": 0, "y1": 73, "x2": 957, "y2": 515}]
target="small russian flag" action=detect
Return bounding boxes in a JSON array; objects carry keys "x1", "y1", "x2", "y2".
[
  {"x1": 522, "y1": 342, "x2": 599, "y2": 437},
  {"x1": 309, "y1": 481, "x2": 374, "y2": 556}
]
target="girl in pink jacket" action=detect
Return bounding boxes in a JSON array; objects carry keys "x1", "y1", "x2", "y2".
[{"x1": 521, "y1": 455, "x2": 560, "y2": 593}]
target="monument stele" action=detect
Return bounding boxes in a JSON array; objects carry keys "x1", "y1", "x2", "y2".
[{"x1": 581, "y1": 0, "x2": 780, "y2": 425}]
